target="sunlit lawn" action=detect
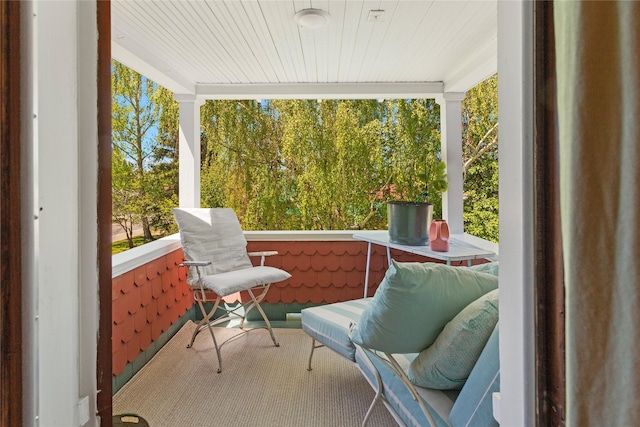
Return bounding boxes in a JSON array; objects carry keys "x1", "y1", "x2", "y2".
[{"x1": 112, "y1": 236, "x2": 149, "y2": 255}]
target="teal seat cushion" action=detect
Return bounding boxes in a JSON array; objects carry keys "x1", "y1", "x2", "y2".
[
  {"x1": 408, "y1": 289, "x2": 499, "y2": 389},
  {"x1": 355, "y1": 348, "x2": 459, "y2": 427},
  {"x1": 351, "y1": 261, "x2": 499, "y2": 354},
  {"x1": 301, "y1": 298, "x2": 370, "y2": 361}
]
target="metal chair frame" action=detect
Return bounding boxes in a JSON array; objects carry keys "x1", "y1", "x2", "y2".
[
  {"x1": 356, "y1": 345, "x2": 438, "y2": 427},
  {"x1": 180, "y1": 251, "x2": 280, "y2": 373}
]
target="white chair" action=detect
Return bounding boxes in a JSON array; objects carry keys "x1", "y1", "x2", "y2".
[{"x1": 173, "y1": 208, "x2": 291, "y2": 372}]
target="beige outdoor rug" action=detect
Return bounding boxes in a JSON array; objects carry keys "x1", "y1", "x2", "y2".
[{"x1": 113, "y1": 321, "x2": 397, "y2": 427}]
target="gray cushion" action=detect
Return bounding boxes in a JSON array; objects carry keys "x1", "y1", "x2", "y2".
[
  {"x1": 351, "y1": 261, "x2": 499, "y2": 354},
  {"x1": 408, "y1": 289, "x2": 499, "y2": 389}
]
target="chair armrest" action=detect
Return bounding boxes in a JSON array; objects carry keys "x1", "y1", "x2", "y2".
[
  {"x1": 247, "y1": 251, "x2": 278, "y2": 266},
  {"x1": 247, "y1": 251, "x2": 279, "y2": 257},
  {"x1": 179, "y1": 261, "x2": 212, "y2": 267}
]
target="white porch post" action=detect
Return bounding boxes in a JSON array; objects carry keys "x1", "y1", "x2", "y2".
[
  {"x1": 437, "y1": 92, "x2": 466, "y2": 234},
  {"x1": 176, "y1": 95, "x2": 204, "y2": 208}
]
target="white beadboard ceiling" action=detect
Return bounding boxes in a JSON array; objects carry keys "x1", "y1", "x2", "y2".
[{"x1": 111, "y1": 0, "x2": 497, "y2": 99}]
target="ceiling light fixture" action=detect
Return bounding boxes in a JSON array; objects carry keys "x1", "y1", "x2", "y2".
[{"x1": 295, "y1": 8, "x2": 329, "y2": 29}]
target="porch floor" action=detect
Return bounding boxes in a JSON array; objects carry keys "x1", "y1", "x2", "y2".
[{"x1": 113, "y1": 321, "x2": 396, "y2": 426}]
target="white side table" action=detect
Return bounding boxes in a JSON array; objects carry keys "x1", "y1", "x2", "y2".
[{"x1": 353, "y1": 230, "x2": 497, "y2": 297}]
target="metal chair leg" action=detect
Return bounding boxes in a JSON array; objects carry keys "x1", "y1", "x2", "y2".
[
  {"x1": 247, "y1": 287, "x2": 279, "y2": 347},
  {"x1": 306, "y1": 338, "x2": 325, "y2": 371}
]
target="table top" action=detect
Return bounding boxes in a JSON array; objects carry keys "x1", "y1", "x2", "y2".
[{"x1": 352, "y1": 230, "x2": 496, "y2": 262}]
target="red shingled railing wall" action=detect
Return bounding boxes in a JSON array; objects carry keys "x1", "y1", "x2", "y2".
[
  {"x1": 112, "y1": 239, "x2": 470, "y2": 377},
  {"x1": 112, "y1": 249, "x2": 191, "y2": 376},
  {"x1": 244, "y1": 240, "x2": 432, "y2": 303}
]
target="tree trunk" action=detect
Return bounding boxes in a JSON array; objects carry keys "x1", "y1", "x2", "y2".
[{"x1": 142, "y1": 217, "x2": 153, "y2": 241}]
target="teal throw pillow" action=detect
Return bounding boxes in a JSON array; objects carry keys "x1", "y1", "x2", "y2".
[
  {"x1": 350, "y1": 261, "x2": 499, "y2": 354},
  {"x1": 408, "y1": 289, "x2": 499, "y2": 390},
  {"x1": 467, "y1": 261, "x2": 499, "y2": 276}
]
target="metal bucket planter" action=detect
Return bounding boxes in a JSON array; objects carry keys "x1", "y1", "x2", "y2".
[{"x1": 387, "y1": 201, "x2": 433, "y2": 246}]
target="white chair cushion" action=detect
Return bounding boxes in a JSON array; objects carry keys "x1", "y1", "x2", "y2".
[
  {"x1": 173, "y1": 208, "x2": 253, "y2": 284},
  {"x1": 201, "y1": 266, "x2": 291, "y2": 296}
]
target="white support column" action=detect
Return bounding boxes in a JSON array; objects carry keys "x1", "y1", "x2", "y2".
[
  {"x1": 176, "y1": 94, "x2": 204, "y2": 208},
  {"x1": 436, "y1": 92, "x2": 466, "y2": 234},
  {"x1": 497, "y1": 0, "x2": 535, "y2": 425}
]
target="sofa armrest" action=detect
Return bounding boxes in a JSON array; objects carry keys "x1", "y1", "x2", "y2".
[{"x1": 449, "y1": 323, "x2": 500, "y2": 427}]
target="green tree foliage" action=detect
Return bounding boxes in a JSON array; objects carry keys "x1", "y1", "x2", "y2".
[
  {"x1": 111, "y1": 67, "x2": 498, "y2": 242},
  {"x1": 200, "y1": 99, "x2": 447, "y2": 231},
  {"x1": 112, "y1": 61, "x2": 177, "y2": 248},
  {"x1": 111, "y1": 146, "x2": 138, "y2": 244},
  {"x1": 462, "y1": 74, "x2": 499, "y2": 242},
  {"x1": 149, "y1": 86, "x2": 180, "y2": 235}
]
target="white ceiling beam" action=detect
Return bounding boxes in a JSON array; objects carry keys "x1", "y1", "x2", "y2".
[
  {"x1": 195, "y1": 82, "x2": 445, "y2": 100},
  {"x1": 444, "y1": 38, "x2": 498, "y2": 93},
  {"x1": 111, "y1": 42, "x2": 196, "y2": 95}
]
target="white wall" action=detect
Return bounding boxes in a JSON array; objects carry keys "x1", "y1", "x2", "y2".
[
  {"x1": 23, "y1": 1, "x2": 100, "y2": 426},
  {"x1": 497, "y1": 1, "x2": 536, "y2": 425},
  {"x1": 21, "y1": 1, "x2": 36, "y2": 424},
  {"x1": 77, "y1": 1, "x2": 100, "y2": 425}
]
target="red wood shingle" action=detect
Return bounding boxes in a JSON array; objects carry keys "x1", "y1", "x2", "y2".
[
  {"x1": 281, "y1": 255, "x2": 297, "y2": 272},
  {"x1": 133, "y1": 308, "x2": 147, "y2": 333},
  {"x1": 127, "y1": 334, "x2": 142, "y2": 363},
  {"x1": 331, "y1": 270, "x2": 347, "y2": 288},
  {"x1": 339, "y1": 254, "x2": 356, "y2": 271},
  {"x1": 119, "y1": 317, "x2": 135, "y2": 344},
  {"x1": 151, "y1": 318, "x2": 164, "y2": 342},
  {"x1": 140, "y1": 281, "x2": 153, "y2": 307},
  {"x1": 116, "y1": 270, "x2": 135, "y2": 295},
  {"x1": 324, "y1": 253, "x2": 341, "y2": 272},
  {"x1": 146, "y1": 298, "x2": 158, "y2": 323},
  {"x1": 314, "y1": 241, "x2": 334, "y2": 256},
  {"x1": 165, "y1": 287, "x2": 176, "y2": 308},
  {"x1": 133, "y1": 265, "x2": 146, "y2": 288},
  {"x1": 156, "y1": 294, "x2": 167, "y2": 315},
  {"x1": 113, "y1": 346, "x2": 128, "y2": 375},
  {"x1": 150, "y1": 276, "x2": 163, "y2": 299},
  {"x1": 112, "y1": 322, "x2": 122, "y2": 353},
  {"x1": 113, "y1": 295, "x2": 129, "y2": 326},
  {"x1": 139, "y1": 326, "x2": 152, "y2": 350}
]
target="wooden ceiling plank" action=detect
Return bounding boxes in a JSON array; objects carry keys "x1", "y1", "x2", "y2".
[
  {"x1": 311, "y1": 0, "x2": 331, "y2": 83},
  {"x1": 395, "y1": 1, "x2": 462, "y2": 82},
  {"x1": 355, "y1": 0, "x2": 402, "y2": 83},
  {"x1": 363, "y1": 0, "x2": 426, "y2": 83},
  {"x1": 346, "y1": 0, "x2": 383, "y2": 82},
  {"x1": 197, "y1": 1, "x2": 256, "y2": 83},
  {"x1": 326, "y1": 0, "x2": 347, "y2": 83},
  {"x1": 165, "y1": 1, "x2": 235, "y2": 84},
  {"x1": 240, "y1": 1, "x2": 286, "y2": 83},
  {"x1": 271, "y1": 1, "x2": 308, "y2": 83},
  {"x1": 220, "y1": 1, "x2": 274, "y2": 83},
  {"x1": 113, "y1": 2, "x2": 202, "y2": 83},
  {"x1": 337, "y1": 0, "x2": 365, "y2": 82},
  {"x1": 435, "y1": 3, "x2": 497, "y2": 84},
  {"x1": 258, "y1": 1, "x2": 301, "y2": 83},
  {"x1": 295, "y1": 0, "x2": 319, "y2": 82}
]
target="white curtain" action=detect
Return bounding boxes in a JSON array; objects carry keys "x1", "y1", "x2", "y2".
[{"x1": 555, "y1": 1, "x2": 640, "y2": 425}]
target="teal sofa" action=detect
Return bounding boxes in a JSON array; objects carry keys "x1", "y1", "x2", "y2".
[{"x1": 302, "y1": 261, "x2": 500, "y2": 427}]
